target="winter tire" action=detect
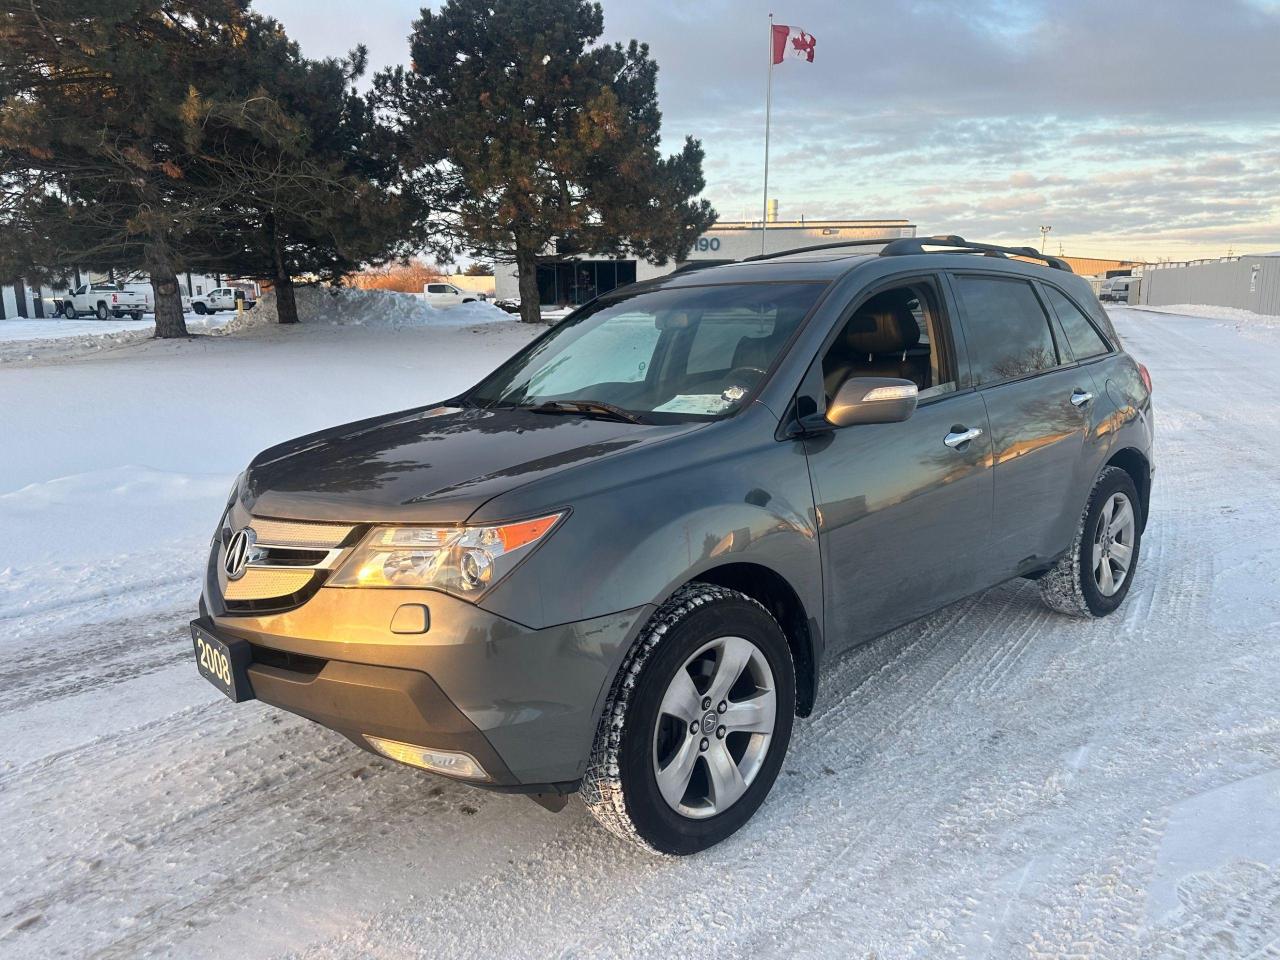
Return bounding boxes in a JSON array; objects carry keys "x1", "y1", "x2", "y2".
[
  {"x1": 63, "y1": 305, "x2": 76, "y2": 320},
  {"x1": 581, "y1": 583, "x2": 795, "y2": 855},
  {"x1": 131, "y1": 311, "x2": 144, "y2": 321},
  {"x1": 1039, "y1": 465, "x2": 1142, "y2": 618},
  {"x1": 193, "y1": 302, "x2": 208, "y2": 315},
  {"x1": 95, "y1": 303, "x2": 109, "y2": 321}
]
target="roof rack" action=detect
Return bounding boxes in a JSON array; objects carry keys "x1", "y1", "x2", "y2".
[
  {"x1": 880, "y1": 235, "x2": 1073, "y2": 272},
  {"x1": 741, "y1": 234, "x2": 1073, "y2": 273},
  {"x1": 741, "y1": 238, "x2": 892, "y2": 262}
]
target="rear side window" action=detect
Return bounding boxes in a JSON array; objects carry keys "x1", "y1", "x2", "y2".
[
  {"x1": 1042, "y1": 286, "x2": 1110, "y2": 361},
  {"x1": 954, "y1": 276, "x2": 1059, "y2": 384}
]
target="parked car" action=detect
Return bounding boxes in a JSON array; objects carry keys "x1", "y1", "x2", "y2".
[
  {"x1": 190, "y1": 287, "x2": 240, "y2": 314},
  {"x1": 423, "y1": 282, "x2": 482, "y2": 306},
  {"x1": 1099, "y1": 276, "x2": 1137, "y2": 302},
  {"x1": 192, "y1": 236, "x2": 1154, "y2": 855},
  {"x1": 59, "y1": 282, "x2": 148, "y2": 320}
]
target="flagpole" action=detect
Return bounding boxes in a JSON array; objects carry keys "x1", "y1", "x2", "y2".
[{"x1": 761, "y1": 13, "x2": 774, "y2": 255}]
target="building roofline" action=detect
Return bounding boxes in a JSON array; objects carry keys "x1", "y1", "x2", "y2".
[{"x1": 708, "y1": 219, "x2": 914, "y2": 231}]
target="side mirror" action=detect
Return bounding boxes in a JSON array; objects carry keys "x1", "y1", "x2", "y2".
[{"x1": 825, "y1": 376, "x2": 918, "y2": 427}]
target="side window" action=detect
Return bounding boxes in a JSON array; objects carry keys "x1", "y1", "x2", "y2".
[
  {"x1": 75, "y1": 285, "x2": 86, "y2": 296},
  {"x1": 953, "y1": 276, "x2": 1060, "y2": 384},
  {"x1": 427, "y1": 283, "x2": 449, "y2": 294},
  {"x1": 821, "y1": 279, "x2": 956, "y2": 401},
  {"x1": 1042, "y1": 286, "x2": 1110, "y2": 361}
]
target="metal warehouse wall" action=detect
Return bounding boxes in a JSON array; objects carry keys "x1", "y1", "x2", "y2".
[{"x1": 1141, "y1": 256, "x2": 1280, "y2": 316}]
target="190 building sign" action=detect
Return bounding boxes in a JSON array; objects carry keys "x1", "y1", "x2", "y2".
[{"x1": 694, "y1": 237, "x2": 722, "y2": 253}]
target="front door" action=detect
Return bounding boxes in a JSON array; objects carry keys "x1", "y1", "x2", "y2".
[{"x1": 802, "y1": 275, "x2": 995, "y2": 652}]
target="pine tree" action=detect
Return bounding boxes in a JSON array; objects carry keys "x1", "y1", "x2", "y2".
[
  {"x1": 376, "y1": 0, "x2": 717, "y2": 323},
  {"x1": 0, "y1": 2, "x2": 416, "y2": 332},
  {"x1": 187, "y1": 25, "x2": 421, "y2": 324},
  {"x1": 0, "y1": 0, "x2": 268, "y2": 336}
]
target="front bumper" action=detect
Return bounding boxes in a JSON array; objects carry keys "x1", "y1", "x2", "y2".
[{"x1": 201, "y1": 585, "x2": 649, "y2": 790}]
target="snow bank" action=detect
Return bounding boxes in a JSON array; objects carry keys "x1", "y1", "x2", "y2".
[
  {"x1": 0, "y1": 319, "x2": 155, "y2": 363},
  {"x1": 1116, "y1": 302, "x2": 1280, "y2": 344},
  {"x1": 1127, "y1": 303, "x2": 1280, "y2": 323},
  {"x1": 0, "y1": 312, "x2": 243, "y2": 363},
  {"x1": 250, "y1": 286, "x2": 513, "y2": 328}
]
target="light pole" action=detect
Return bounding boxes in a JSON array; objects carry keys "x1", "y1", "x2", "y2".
[{"x1": 1040, "y1": 225, "x2": 1052, "y2": 254}]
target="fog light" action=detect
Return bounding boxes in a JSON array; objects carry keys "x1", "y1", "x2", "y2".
[{"x1": 364, "y1": 735, "x2": 489, "y2": 781}]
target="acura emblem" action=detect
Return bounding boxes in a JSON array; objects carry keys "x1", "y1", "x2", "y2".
[{"x1": 224, "y1": 527, "x2": 256, "y2": 581}]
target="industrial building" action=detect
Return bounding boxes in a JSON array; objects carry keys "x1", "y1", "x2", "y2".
[{"x1": 492, "y1": 218, "x2": 917, "y2": 306}]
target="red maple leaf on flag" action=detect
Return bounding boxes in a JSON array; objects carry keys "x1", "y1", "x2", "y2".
[{"x1": 790, "y1": 32, "x2": 816, "y2": 59}]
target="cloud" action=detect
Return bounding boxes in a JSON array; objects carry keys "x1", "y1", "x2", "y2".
[{"x1": 255, "y1": 0, "x2": 1280, "y2": 259}]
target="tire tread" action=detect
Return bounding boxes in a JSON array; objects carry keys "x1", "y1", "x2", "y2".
[{"x1": 579, "y1": 583, "x2": 774, "y2": 854}]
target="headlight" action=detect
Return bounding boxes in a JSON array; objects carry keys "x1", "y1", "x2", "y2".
[{"x1": 329, "y1": 512, "x2": 564, "y2": 598}]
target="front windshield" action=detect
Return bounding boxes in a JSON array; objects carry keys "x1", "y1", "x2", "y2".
[{"x1": 467, "y1": 282, "x2": 824, "y2": 420}]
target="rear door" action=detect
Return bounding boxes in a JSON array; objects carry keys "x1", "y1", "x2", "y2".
[
  {"x1": 947, "y1": 272, "x2": 1101, "y2": 577},
  {"x1": 801, "y1": 273, "x2": 995, "y2": 651}
]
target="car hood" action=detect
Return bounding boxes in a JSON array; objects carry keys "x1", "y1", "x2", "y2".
[{"x1": 243, "y1": 404, "x2": 701, "y2": 523}]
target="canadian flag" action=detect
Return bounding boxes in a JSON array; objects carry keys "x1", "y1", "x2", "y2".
[{"x1": 771, "y1": 24, "x2": 816, "y2": 64}]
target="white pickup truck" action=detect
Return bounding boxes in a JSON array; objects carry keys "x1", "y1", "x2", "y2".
[
  {"x1": 60, "y1": 282, "x2": 148, "y2": 320},
  {"x1": 423, "y1": 282, "x2": 484, "y2": 307},
  {"x1": 191, "y1": 287, "x2": 240, "y2": 314}
]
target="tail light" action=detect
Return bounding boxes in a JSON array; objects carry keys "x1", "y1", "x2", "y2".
[
  {"x1": 112, "y1": 294, "x2": 118, "y2": 303},
  {"x1": 1137, "y1": 363, "x2": 1152, "y2": 394}
]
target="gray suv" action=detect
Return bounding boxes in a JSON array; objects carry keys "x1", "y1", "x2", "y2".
[{"x1": 192, "y1": 236, "x2": 1154, "y2": 854}]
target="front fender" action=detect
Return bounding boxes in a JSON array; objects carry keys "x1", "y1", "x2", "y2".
[{"x1": 475, "y1": 411, "x2": 823, "y2": 638}]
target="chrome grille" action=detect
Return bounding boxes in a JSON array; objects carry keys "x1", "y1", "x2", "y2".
[{"x1": 218, "y1": 516, "x2": 357, "y2": 607}]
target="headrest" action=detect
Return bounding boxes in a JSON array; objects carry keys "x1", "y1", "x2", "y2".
[
  {"x1": 845, "y1": 292, "x2": 920, "y2": 354},
  {"x1": 732, "y1": 326, "x2": 786, "y2": 369}
]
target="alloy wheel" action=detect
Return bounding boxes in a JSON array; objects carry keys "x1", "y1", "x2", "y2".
[
  {"x1": 651, "y1": 635, "x2": 776, "y2": 819},
  {"x1": 1093, "y1": 491, "x2": 1136, "y2": 596}
]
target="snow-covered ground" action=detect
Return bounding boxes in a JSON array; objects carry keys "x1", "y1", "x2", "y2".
[
  {"x1": 0, "y1": 288, "x2": 513, "y2": 364},
  {"x1": 1, "y1": 303, "x2": 1278, "y2": 958}
]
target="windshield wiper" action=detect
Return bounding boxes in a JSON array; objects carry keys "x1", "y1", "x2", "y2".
[{"x1": 525, "y1": 399, "x2": 646, "y2": 424}]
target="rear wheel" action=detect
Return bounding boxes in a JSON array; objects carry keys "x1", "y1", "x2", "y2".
[
  {"x1": 1039, "y1": 466, "x2": 1142, "y2": 618},
  {"x1": 581, "y1": 584, "x2": 795, "y2": 855},
  {"x1": 95, "y1": 303, "x2": 109, "y2": 321}
]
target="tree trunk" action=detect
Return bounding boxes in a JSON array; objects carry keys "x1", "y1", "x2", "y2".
[
  {"x1": 146, "y1": 241, "x2": 188, "y2": 338},
  {"x1": 271, "y1": 221, "x2": 299, "y2": 325},
  {"x1": 515, "y1": 242, "x2": 541, "y2": 324}
]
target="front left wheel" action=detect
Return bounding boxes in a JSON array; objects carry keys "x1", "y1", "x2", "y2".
[{"x1": 581, "y1": 584, "x2": 795, "y2": 855}]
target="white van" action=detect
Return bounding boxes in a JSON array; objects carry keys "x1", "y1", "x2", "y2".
[{"x1": 1100, "y1": 276, "x2": 1138, "y2": 303}]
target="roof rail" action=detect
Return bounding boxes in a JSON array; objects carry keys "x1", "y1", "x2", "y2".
[
  {"x1": 740, "y1": 238, "x2": 897, "y2": 262},
  {"x1": 739, "y1": 234, "x2": 1073, "y2": 272},
  {"x1": 880, "y1": 235, "x2": 1073, "y2": 272}
]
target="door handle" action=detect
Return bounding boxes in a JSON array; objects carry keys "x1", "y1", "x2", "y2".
[
  {"x1": 944, "y1": 426, "x2": 983, "y2": 448},
  {"x1": 1070, "y1": 389, "x2": 1094, "y2": 407}
]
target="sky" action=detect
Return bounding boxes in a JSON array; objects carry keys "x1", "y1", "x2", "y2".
[{"x1": 255, "y1": 0, "x2": 1280, "y2": 262}]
